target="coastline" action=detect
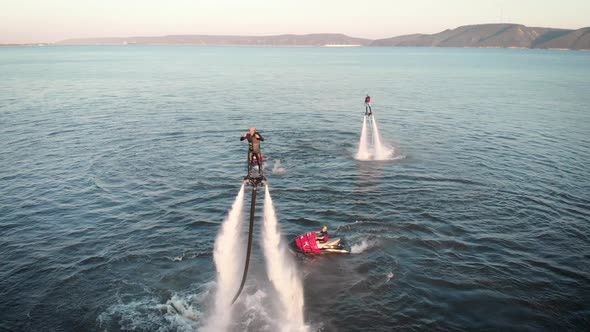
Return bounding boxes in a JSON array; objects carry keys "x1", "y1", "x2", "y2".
[{"x1": 2, "y1": 43, "x2": 587, "y2": 51}]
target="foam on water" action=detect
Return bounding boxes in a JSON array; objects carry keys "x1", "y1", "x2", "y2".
[
  {"x1": 241, "y1": 289, "x2": 273, "y2": 331},
  {"x1": 167, "y1": 295, "x2": 200, "y2": 323},
  {"x1": 350, "y1": 239, "x2": 379, "y2": 254},
  {"x1": 385, "y1": 272, "x2": 395, "y2": 283},
  {"x1": 98, "y1": 295, "x2": 199, "y2": 332}
]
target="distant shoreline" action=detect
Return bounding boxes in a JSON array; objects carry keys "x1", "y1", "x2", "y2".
[
  {"x1": 1, "y1": 44, "x2": 588, "y2": 52},
  {"x1": 3, "y1": 23, "x2": 589, "y2": 50}
]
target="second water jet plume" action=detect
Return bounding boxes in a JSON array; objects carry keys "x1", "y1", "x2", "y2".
[
  {"x1": 370, "y1": 115, "x2": 394, "y2": 160},
  {"x1": 262, "y1": 185, "x2": 306, "y2": 331}
]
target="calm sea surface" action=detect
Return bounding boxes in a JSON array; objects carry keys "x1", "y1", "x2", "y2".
[{"x1": 1, "y1": 46, "x2": 589, "y2": 331}]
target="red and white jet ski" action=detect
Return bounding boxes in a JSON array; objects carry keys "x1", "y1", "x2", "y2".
[{"x1": 292, "y1": 231, "x2": 350, "y2": 254}]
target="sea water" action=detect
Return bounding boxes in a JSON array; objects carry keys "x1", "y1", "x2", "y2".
[{"x1": 1, "y1": 46, "x2": 589, "y2": 331}]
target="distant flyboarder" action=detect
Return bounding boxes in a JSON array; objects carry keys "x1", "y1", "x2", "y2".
[
  {"x1": 364, "y1": 94, "x2": 372, "y2": 116},
  {"x1": 241, "y1": 127, "x2": 265, "y2": 179}
]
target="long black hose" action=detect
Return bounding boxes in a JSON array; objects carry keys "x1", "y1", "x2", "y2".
[{"x1": 231, "y1": 184, "x2": 257, "y2": 304}]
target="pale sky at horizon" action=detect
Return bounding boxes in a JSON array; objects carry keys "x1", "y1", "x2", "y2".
[{"x1": 1, "y1": 0, "x2": 589, "y2": 43}]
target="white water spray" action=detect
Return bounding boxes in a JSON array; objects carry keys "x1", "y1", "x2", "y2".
[
  {"x1": 204, "y1": 183, "x2": 246, "y2": 332},
  {"x1": 350, "y1": 239, "x2": 379, "y2": 254},
  {"x1": 370, "y1": 115, "x2": 394, "y2": 160},
  {"x1": 355, "y1": 116, "x2": 371, "y2": 160},
  {"x1": 271, "y1": 160, "x2": 287, "y2": 175},
  {"x1": 262, "y1": 185, "x2": 307, "y2": 332}
]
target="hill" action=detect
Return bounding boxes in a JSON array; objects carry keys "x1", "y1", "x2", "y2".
[
  {"x1": 535, "y1": 27, "x2": 590, "y2": 50},
  {"x1": 370, "y1": 24, "x2": 584, "y2": 48}
]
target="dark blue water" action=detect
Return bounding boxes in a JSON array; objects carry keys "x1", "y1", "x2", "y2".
[{"x1": 1, "y1": 46, "x2": 589, "y2": 331}]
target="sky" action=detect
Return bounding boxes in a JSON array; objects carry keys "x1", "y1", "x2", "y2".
[{"x1": 1, "y1": 0, "x2": 589, "y2": 43}]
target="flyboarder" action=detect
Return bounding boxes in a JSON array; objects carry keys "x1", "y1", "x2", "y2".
[
  {"x1": 233, "y1": 128, "x2": 267, "y2": 304},
  {"x1": 364, "y1": 94, "x2": 372, "y2": 116},
  {"x1": 240, "y1": 127, "x2": 265, "y2": 179}
]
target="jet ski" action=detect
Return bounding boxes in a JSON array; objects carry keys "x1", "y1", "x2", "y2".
[{"x1": 292, "y1": 231, "x2": 350, "y2": 254}]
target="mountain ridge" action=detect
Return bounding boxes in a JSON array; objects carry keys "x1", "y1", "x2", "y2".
[
  {"x1": 370, "y1": 24, "x2": 589, "y2": 49},
  {"x1": 48, "y1": 24, "x2": 590, "y2": 50}
]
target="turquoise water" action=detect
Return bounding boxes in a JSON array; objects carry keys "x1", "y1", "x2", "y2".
[{"x1": 1, "y1": 46, "x2": 589, "y2": 331}]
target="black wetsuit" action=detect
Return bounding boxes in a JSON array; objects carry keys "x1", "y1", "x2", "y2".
[{"x1": 240, "y1": 132, "x2": 264, "y2": 177}]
